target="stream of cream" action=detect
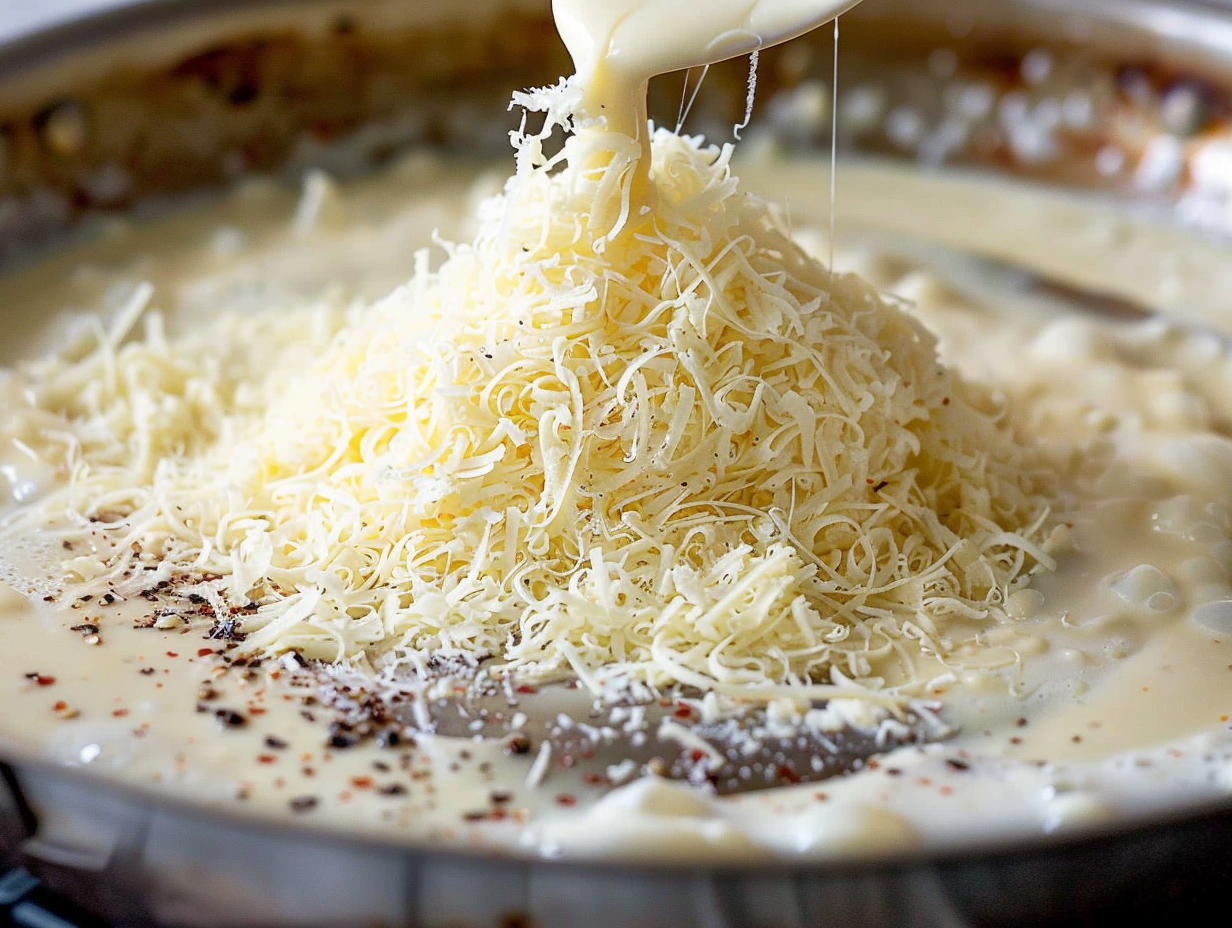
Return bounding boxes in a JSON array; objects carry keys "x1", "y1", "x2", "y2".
[{"x1": 553, "y1": 0, "x2": 860, "y2": 134}]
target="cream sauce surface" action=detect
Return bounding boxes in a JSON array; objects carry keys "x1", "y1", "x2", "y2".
[{"x1": 2, "y1": 154, "x2": 1232, "y2": 862}]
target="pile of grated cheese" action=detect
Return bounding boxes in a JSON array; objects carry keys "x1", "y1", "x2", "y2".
[{"x1": 0, "y1": 84, "x2": 1059, "y2": 703}]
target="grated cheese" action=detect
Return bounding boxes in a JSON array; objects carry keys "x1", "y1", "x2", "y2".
[{"x1": 0, "y1": 82, "x2": 1059, "y2": 707}]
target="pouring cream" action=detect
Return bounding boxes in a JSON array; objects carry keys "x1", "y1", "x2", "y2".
[
  {"x1": 551, "y1": 0, "x2": 859, "y2": 205},
  {"x1": 554, "y1": 0, "x2": 859, "y2": 132}
]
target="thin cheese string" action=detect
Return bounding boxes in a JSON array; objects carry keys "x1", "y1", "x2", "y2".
[{"x1": 676, "y1": 65, "x2": 710, "y2": 134}]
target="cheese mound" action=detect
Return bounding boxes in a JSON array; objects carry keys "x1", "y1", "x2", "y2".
[{"x1": 1, "y1": 98, "x2": 1058, "y2": 702}]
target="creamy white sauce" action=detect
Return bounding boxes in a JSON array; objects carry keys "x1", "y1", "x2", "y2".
[{"x1": 2, "y1": 152, "x2": 1232, "y2": 862}]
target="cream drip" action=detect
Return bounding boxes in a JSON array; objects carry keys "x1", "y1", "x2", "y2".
[{"x1": 552, "y1": 0, "x2": 861, "y2": 183}]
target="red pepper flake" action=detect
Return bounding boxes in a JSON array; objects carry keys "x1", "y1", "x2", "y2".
[
  {"x1": 111, "y1": 708, "x2": 129, "y2": 718},
  {"x1": 257, "y1": 754, "x2": 278, "y2": 765},
  {"x1": 302, "y1": 767, "x2": 316, "y2": 777},
  {"x1": 52, "y1": 700, "x2": 67, "y2": 711},
  {"x1": 555, "y1": 794, "x2": 577, "y2": 807},
  {"x1": 775, "y1": 764, "x2": 800, "y2": 784},
  {"x1": 939, "y1": 785, "x2": 954, "y2": 796},
  {"x1": 515, "y1": 684, "x2": 538, "y2": 694},
  {"x1": 24, "y1": 673, "x2": 56, "y2": 686},
  {"x1": 350, "y1": 776, "x2": 374, "y2": 789},
  {"x1": 813, "y1": 792, "x2": 829, "y2": 801},
  {"x1": 673, "y1": 705, "x2": 693, "y2": 719},
  {"x1": 166, "y1": 651, "x2": 178, "y2": 658},
  {"x1": 248, "y1": 707, "x2": 266, "y2": 716},
  {"x1": 197, "y1": 648, "x2": 214, "y2": 658},
  {"x1": 504, "y1": 734, "x2": 532, "y2": 755},
  {"x1": 1009, "y1": 736, "x2": 1022, "y2": 745}
]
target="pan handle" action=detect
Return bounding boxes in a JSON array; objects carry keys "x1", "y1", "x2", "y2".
[{"x1": 1, "y1": 763, "x2": 107, "y2": 928}]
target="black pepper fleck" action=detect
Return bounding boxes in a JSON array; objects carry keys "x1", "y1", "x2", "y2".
[{"x1": 214, "y1": 708, "x2": 247, "y2": 728}]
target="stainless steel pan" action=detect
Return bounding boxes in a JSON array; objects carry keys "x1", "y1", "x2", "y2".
[{"x1": 2, "y1": 1, "x2": 1232, "y2": 925}]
